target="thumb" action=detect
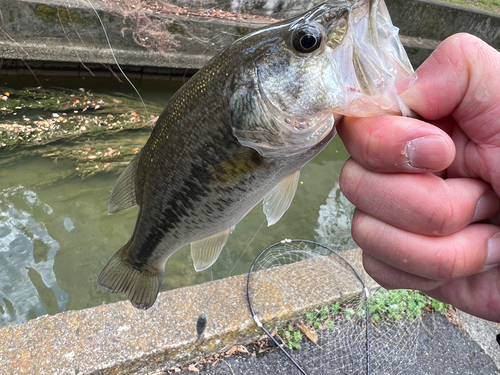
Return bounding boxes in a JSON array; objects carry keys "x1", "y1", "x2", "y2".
[{"x1": 401, "y1": 33, "x2": 500, "y2": 145}]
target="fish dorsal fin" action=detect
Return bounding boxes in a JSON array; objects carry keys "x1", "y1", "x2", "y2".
[
  {"x1": 191, "y1": 227, "x2": 235, "y2": 271},
  {"x1": 263, "y1": 170, "x2": 300, "y2": 226},
  {"x1": 108, "y1": 156, "x2": 139, "y2": 214}
]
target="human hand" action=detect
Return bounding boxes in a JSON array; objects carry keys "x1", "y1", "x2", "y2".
[{"x1": 337, "y1": 33, "x2": 500, "y2": 322}]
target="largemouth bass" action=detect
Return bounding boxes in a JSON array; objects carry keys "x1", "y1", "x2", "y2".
[{"x1": 98, "y1": 0, "x2": 413, "y2": 309}]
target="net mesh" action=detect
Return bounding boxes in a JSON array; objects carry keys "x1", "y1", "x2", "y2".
[{"x1": 247, "y1": 240, "x2": 422, "y2": 374}]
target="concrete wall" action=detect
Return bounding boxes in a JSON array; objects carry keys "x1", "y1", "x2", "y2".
[
  {"x1": 152, "y1": 0, "x2": 500, "y2": 48},
  {"x1": 1, "y1": 0, "x2": 499, "y2": 74}
]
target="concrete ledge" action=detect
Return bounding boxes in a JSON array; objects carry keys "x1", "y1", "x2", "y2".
[
  {"x1": 1, "y1": 0, "x2": 499, "y2": 73},
  {"x1": 0, "y1": 248, "x2": 370, "y2": 375},
  {"x1": 0, "y1": 38, "x2": 213, "y2": 70}
]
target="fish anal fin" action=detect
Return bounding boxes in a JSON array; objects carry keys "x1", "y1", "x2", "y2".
[
  {"x1": 263, "y1": 170, "x2": 300, "y2": 226},
  {"x1": 191, "y1": 227, "x2": 235, "y2": 271},
  {"x1": 108, "y1": 156, "x2": 139, "y2": 214},
  {"x1": 97, "y1": 245, "x2": 163, "y2": 310}
]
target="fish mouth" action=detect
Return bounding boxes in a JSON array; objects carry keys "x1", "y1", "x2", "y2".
[
  {"x1": 230, "y1": 0, "x2": 415, "y2": 159},
  {"x1": 253, "y1": 0, "x2": 415, "y2": 156}
]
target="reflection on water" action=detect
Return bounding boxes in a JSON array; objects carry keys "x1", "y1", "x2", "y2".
[
  {"x1": 315, "y1": 181, "x2": 357, "y2": 249},
  {"x1": 0, "y1": 186, "x2": 68, "y2": 326}
]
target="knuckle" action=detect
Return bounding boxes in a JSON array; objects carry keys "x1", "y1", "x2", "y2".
[
  {"x1": 435, "y1": 242, "x2": 467, "y2": 279},
  {"x1": 422, "y1": 196, "x2": 466, "y2": 236},
  {"x1": 339, "y1": 162, "x2": 363, "y2": 206},
  {"x1": 350, "y1": 211, "x2": 370, "y2": 247},
  {"x1": 362, "y1": 256, "x2": 397, "y2": 290}
]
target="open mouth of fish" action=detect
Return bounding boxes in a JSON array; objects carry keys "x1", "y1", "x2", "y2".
[{"x1": 346, "y1": 0, "x2": 415, "y2": 112}]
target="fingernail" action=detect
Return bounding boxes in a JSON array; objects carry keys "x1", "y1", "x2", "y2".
[
  {"x1": 486, "y1": 233, "x2": 500, "y2": 266},
  {"x1": 406, "y1": 136, "x2": 450, "y2": 170},
  {"x1": 473, "y1": 191, "x2": 500, "y2": 222}
]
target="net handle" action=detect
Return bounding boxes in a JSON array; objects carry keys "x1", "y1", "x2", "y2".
[{"x1": 246, "y1": 239, "x2": 371, "y2": 375}]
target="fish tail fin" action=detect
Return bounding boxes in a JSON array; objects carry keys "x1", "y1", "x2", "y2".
[{"x1": 97, "y1": 245, "x2": 164, "y2": 310}]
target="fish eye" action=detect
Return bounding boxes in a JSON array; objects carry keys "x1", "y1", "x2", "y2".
[{"x1": 292, "y1": 27, "x2": 322, "y2": 53}]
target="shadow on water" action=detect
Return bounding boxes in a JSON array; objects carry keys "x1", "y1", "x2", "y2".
[{"x1": 0, "y1": 75, "x2": 353, "y2": 327}]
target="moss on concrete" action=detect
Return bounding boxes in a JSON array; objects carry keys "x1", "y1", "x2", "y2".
[
  {"x1": 167, "y1": 22, "x2": 186, "y2": 35},
  {"x1": 34, "y1": 4, "x2": 91, "y2": 25}
]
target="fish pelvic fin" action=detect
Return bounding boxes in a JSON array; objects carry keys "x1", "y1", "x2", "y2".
[
  {"x1": 191, "y1": 227, "x2": 235, "y2": 271},
  {"x1": 108, "y1": 155, "x2": 139, "y2": 214},
  {"x1": 97, "y1": 245, "x2": 164, "y2": 310},
  {"x1": 263, "y1": 170, "x2": 300, "y2": 226}
]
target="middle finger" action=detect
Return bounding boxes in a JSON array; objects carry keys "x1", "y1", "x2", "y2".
[{"x1": 340, "y1": 158, "x2": 498, "y2": 236}]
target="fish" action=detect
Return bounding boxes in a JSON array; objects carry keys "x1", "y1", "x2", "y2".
[{"x1": 98, "y1": 0, "x2": 413, "y2": 309}]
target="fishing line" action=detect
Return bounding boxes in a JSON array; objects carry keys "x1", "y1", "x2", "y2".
[
  {"x1": 246, "y1": 239, "x2": 371, "y2": 375},
  {"x1": 58, "y1": 2, "x2": 94, "y2": 76},
  {"x1": 227, "y1": 218, "x2": 267, "y2": 276},
  {"x1": 85, "y1": 0, "x2": 150, "y2": 119}
]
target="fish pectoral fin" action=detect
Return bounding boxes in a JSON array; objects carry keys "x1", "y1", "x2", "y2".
[
  {"x1": 191, "y1": 227, "x2": 235, "y2": 272},
  {"x1": 263, "y1": 170, "x2": 300, "y2": 226},
  {"x1": 108, "y1": 155, "x2": 139, "y2": 214},
  {"x1": 97, "y1": 245, "x2": 164, "y2": 310}
]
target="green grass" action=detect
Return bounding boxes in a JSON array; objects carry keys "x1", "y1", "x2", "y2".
[
  {"x1": 367, "y1": 288, "x2": 447, "y2": 323},
  {"x1": 281, "y1": 324, "x2": 303, "y2": 350},
  {"x1": 279, "y1": 288, "x2": 449, "y2": 350}
]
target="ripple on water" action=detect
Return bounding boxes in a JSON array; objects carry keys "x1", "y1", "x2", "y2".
[{"x1": 0, "y1": 185, "x2": 69, "y2": 326}]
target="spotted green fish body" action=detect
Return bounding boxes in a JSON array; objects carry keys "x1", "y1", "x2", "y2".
[{"x1": 98, "y1": 0, "x2": 413, "y2": 309}]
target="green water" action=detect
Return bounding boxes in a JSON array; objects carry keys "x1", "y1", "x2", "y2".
[{"x1": 0, "y1": 75, "x2": 354, "y2": 326}]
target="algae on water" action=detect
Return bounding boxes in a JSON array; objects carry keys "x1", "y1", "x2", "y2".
[
  {"x1": 0, "y1": 86, "x2": 159, "y2": 178},
  {"x1": 0, "y1": 86, "x2": 155, "y2": 149}
]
